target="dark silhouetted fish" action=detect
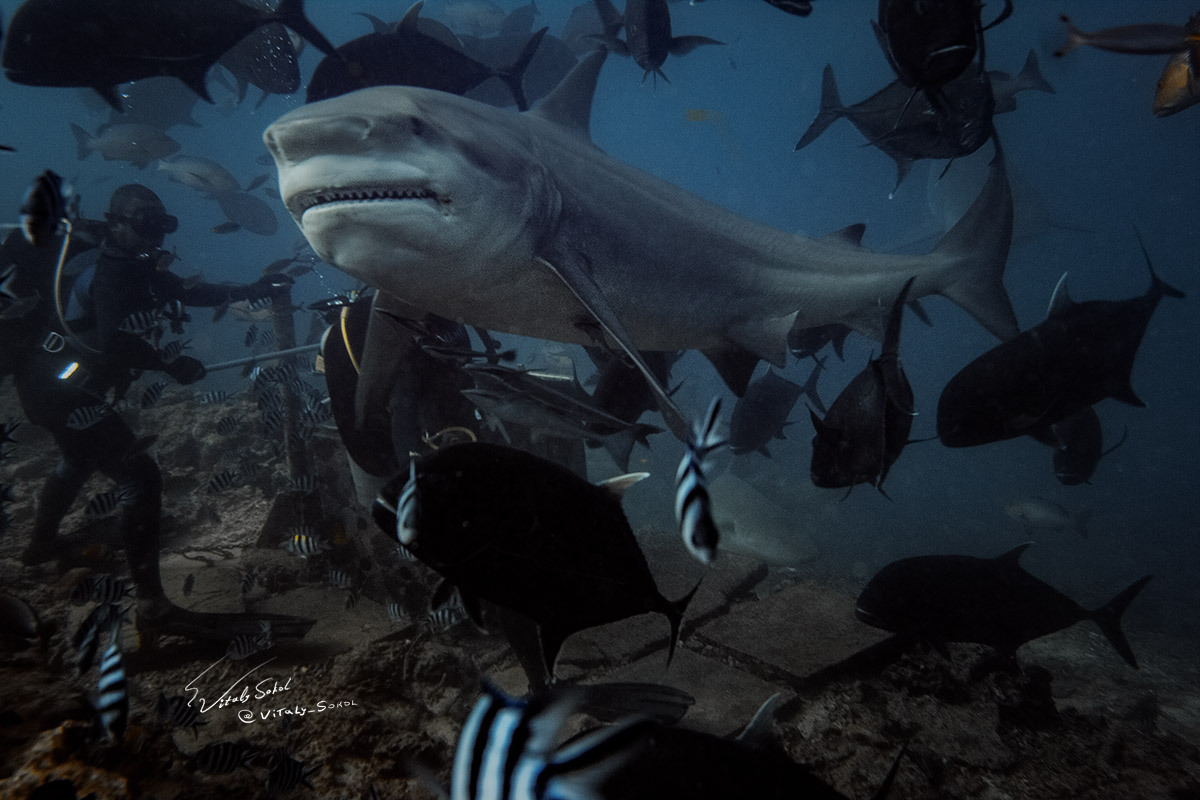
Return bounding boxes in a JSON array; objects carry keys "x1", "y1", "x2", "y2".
[
  {"x1": 788, "y1": 321, "x2": 852, "y2": 362},
  {"x1": 0, "y1": 592, "x2": 42, "y2": 651},
  {"x1": 306, "y1": 2, "x2": 547, "y2": 110},
  {"x1": 1033, "y1": 408, "x2": 1129, "y2": 486},
  {"x1": 195, "y1": 740, "x2": 259, "y2": 774},
  {"x1": 217, "y1": 0, "x2": 301, "y2": 102},
  {"x1": 937, "y1": 243, "x2": 1184, "y2": 448},
  {"x1": 459, "y1": 30, "x2": 578, "y2": 108},
  {"x1": 2, "y1": 0, "x2": 337, "y2": 111},
  {"x1": 105, "y1": 77, "x2": 202, "y2": 132},
  {"x1": 1055, "y1": 14, "x2": 1200, "y2": 58},
  {"x1": 872, "y1": 0, "x2": 1009, "y2": 107},
  {"x1": 856, "y1": 543, "x2": 1152, "y2": 667},
  {"x1": 730, "y1": 370, "x2": 804, "y2": 456},
  {"x1": 374, "y1": 442, "x2": 697, "y2": 676},
  {"x1": 595, "y1": 0, "x2": 723, "y2": 85},
  {"x1": 216, "y1": 191, "x2": 278, "y2": 236},
  {"x1": 797, "y1": 52, "x2": 1049, "y2": 193},
  {"x1": 809, "y1": 277, "x2": 916, "y2": 495}
]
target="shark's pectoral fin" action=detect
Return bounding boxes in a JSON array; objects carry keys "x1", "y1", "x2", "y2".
[
  {"x1": 535, "y1": 255, "x2": 688, "y2": 441},
  {"x1": 726, "y1": 313, "x2": 796, "y2": 368}
]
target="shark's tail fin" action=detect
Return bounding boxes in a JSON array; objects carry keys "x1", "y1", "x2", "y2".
[
  {"x1": 1088, "y1": 575, "x2": 1152, "y2": 668},
  {"x1": 499, "y1": 27, "x2": 549, "y2": 112},
  {"x1": 931, "y1": 140, "x2": 1020, "y2": 341},
  {"x1": 795, "y1": 64, "x2": 844, "y2": 151}
]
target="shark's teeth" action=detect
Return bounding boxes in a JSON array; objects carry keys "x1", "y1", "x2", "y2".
[{"x1": 292, "y1": 186, "x2": 440, "y2": 214}]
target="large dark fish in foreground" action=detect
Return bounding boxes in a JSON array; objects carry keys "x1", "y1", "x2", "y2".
[
  {"x1": 809, "y1": 277, "x2": 916, "y2": 495},
  {"x1": 373, "y1": 442, "x2": 696, "y2": 675},
  {"x1": 596, "y1": 0, "x2": 724, "y2": 85},
  {"x1": 937, "y1": 242, "x2": 1184, "y2": 448},
  {"x1": 856, "y1": 543, "x2": 1152, "y2": 667},
  {"x1": 306, "y1": 2, "x2": 547, "y2": 109},
  {"x1": 1, "y1": 0, "x2": 337, "y2": 111}
]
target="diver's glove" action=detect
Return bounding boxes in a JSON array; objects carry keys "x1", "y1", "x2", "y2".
[
  {"x1": 164, "y1": 355, "x2": 206, "y2": 385},
  {"x1": 242, "y1": 273, "x2": 295, "y2": 302}
]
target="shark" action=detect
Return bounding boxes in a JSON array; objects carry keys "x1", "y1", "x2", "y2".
[{"x1": 264, "y1": 49, "x2": 1018, "y2": 435}]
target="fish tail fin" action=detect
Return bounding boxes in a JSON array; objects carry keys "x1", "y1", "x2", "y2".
[
  {"x1": 802, "y1": 355, "x2": 827, "y2": 414},
  {"x1": 70, "y1": 124, "x2": 91, "y2": 161},
  {"x1": 1015, "y1": 49, "x2": 1055, "y2": 95},
  {"x1": 795, "y1": 64, "x2": 844, "y2": 150},
  {"x1": 602, "y1": 429, "x2": 637, "y2": 472},
  {"x1": 1131, "y1": 225, "x2": 1186, "y2": 300},
  {"x1": 1089, "y1": 575, "x2": 1152, "y2": 668},
  {"x1": 664, "y1": 580, "x2": 701, "y2": 669},
  {"x1": 1053, "y1": 15, "x2": 1084, "y2": 58},
  {"x1": 931, "y1": 139, "x2": 1019, "y2": 341},
  {"x1": 1074, "y1": 507, "x2": 1092, "y2": 539},
  {"x1": 272, "y1": 0, "x2": 339, "y2": 58},
  {"x1": 500, "y1": 27, "x2": 549, "y2": 112}
]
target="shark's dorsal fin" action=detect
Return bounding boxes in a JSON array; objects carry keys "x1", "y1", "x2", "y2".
[
  {"x1": 822, "y1": 222, "x2": 866, "y2": 246},
  {"x1": 726, "y1": 312, "x2": 797, "y2": 367},
  {"x1": 1045, "y1": 272, "x2": 1073, "y2": 319},
  {"x1": 530, "y1": 48, "x2": 608, "y2": 140},
  {"x1": 995, "y1": 542, "x2": 1034, "y2": 565},
  {"x1": 398, "y1": 1, "x2": 424, "y2": 32}
]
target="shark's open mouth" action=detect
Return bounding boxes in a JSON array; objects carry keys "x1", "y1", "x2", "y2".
[{"x1": 289, "y1": 185, "x2": 447, "y2": 217}]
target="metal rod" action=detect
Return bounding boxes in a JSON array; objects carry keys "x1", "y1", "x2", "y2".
[{"x1": 203, "y1": 343, "x2": 320, "y2": 372}]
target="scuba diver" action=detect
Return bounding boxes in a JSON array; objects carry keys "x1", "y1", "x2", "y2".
[{"x1": 1, "y1": 182, "x2": 310, "y2": 641}]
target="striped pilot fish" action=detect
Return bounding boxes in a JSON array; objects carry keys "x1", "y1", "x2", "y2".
[
  {"x1": 158, "y1": 692, "x2": 207, "y2": 738},
  {"x1": 66, "y1": 403, "x2": 113, "y2": 431},
  {"x1": 196, "y1": 740, "x2": 259, "y2": 774},
  {"x1": 227, "y1": 620, "x2": 273, "y2": 661},
  {"x1": 674, "y1": 397, "x2": 725, "y2": 565},
  {"x1": 449, "y1": 684, "x2": 650, "y2": 800},
  {"x1": 283, "y1": 528, "x2": 330, "y2": 558},
  {"x1": 95, "y1": 627, "x2": 128, "y2": 741}
]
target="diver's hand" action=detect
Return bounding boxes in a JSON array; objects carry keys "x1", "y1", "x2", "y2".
[
  {"x1": 164, "y1": 355, "x2": 206, "y2": 385},
  {"x1": 243, "y1": 273, "x2": 295, "y2": 301}
]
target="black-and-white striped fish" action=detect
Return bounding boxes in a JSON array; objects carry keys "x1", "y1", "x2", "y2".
[
  {"x1": 72, "y1": 574, "x2": 134, "y2": 606},
  {"x1": 675, "y1": 398, "x2": 725, "y2": 565},
  {"x1": 117, "y1": 309, "x2": 161, "y2": 336},
  {"x1": 139, "y1": 380, "x2": 168, "y2": 408},
  {"x1": 206, "y1": 468, "x2": 241, "y2": 494},
  {"x1": 227, "y1": 620, "x2": 272, "y2": 661},
  {"x1": 182, "y1": 573, "x2": 195, "y2": 597},
  {"x1": 428, "y1": 606, "x2": 465, "y2": 631},
  {"x1": 158, "y1": 338, "x2": 191, "y2": 364},
  {"x1": 261, "y1": 406, "x2": 285, "y2": 434},
  {"x1": 395, "y1": 461, "x2": 419, "y2": 546},
  {"x1": 84, "y1": 487, "x2": 135, "y2": 517},
  {"x1": 73, "y1": 602, "x2": 127, "y2": 674},
  {"x1": 244, "y1": 324, "x2": 259, "y2": 348},
  {"x1": 257, "y1": 329, "x2": 276, "y2": 349},
  {"x1": 66, "y1": 403, "x2": 112, "y2": 431},
  {"x1": 394, "y1": 543, "x2": 417, "y2": 562},
  {"x1": 259, "y1": 363, "x2": 297, "y2": 384},
  {"x1": 199, "y1": 390, "x2": 231, "y2": 405},
  {"x1": 95, "y1": 627, "x2": 128, "y2": 742},
  {"x1": 157, "y1": 692, "x2": 207, "y2": 738},
  {"x1": 256, "y1": 387, "x2": 283, "y2": 412},
  {"x1": 216, "y1": 414, "x2": 242, "y2": 435},
  {"x1": 327, "y1": 569, "x2": 352, "y2": 589},
  {"x1": 266, "y1": 747, "x2": 319, "y2": 795},
  {"x1": 289, "y1": 474, "x2": 318, "y2": 494},
  {"x1": 450, "y1": 684, "x2": 647, "y2": 800},
  {"x1": 386, "y1": 601, "x2": 403, "y2": 621},
  {"x1": 196, "y1": 740, "x2": 259, "y2": 774},
  {"x1": 239, "y1": 565, "x2": 261, "y2": 595},
  {"x1": 283, "y1": 529, "x2": 329, "y2": 558}
]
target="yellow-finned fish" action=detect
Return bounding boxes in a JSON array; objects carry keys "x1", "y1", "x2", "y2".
[{"x1": 1154, "y1": 45, "x2": 1199, "y2": 116}]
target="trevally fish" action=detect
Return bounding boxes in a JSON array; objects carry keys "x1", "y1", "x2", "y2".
[
  {"x1": 1055, "y1": 14, "x2": 1200, "y2": 58},
  {"x1": 266, "y1": 49, "x2": 1018, "y2": 439},
  {"x1": 856, "y1": 543, "x2": 1151, "y2": 668},
  {"x1": 373, "y1": 442, "x2": 697, "y2": 676},
  {"x1": 1004, "y1": 497, "x2": 1091, "y2": 539}
]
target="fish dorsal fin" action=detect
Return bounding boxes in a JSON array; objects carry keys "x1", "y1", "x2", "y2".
[
  {"x1": 1046, "y1": 272, "x2": 1073, "y2": 319},
  {"x1": 398, "y1": 1, "x2": 424, "y2": 32},
  {"x1": 822, "y1": 223, "x2": 866, "y2": 247},
  {"x1": 597, "y1": 472, "x2": 650, "y2": 499},
  {"x1": 530, "y1": 48, "x2": 609, "y2": 140},
  {"x1": 726, "y1": 312, "x2": 797, "y2": 367},
  {"x1": 995, "y1": 542, "x2": 1034, "y2": 565},
  {"x1": 736, "y1": 692, "x2": 782, "y2": 746}
]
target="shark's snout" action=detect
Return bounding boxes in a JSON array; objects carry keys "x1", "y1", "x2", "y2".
[{"x1": 265, "y1": 114, "x2": 375, "y2": 165}]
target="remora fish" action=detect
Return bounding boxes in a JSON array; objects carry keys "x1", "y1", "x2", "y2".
[
  {"x1": 937, "y1": 239, "x2": 1185, "y2": 448},
  {"x1": 729, "y1": 369, "x2": 805, "y2": 456},
  {"x1": 372, "y1": 442, "x2": 697, "y2": 675},
  {"x1": 266, "y1": 49, "x2": 1019, "y2": 428},
  {"x1": 2, "y1": 0, "x2": 338, "y2": 111},
  {"x1": 1004, "y1": 497, "x2": 1091, "y2": 539},
  {"x1": 809, "y1": 277, "x2": 916, "y2": 495},
  {"x1": 856, "y1": 543, "x2": 1152, "y2": 667}
]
